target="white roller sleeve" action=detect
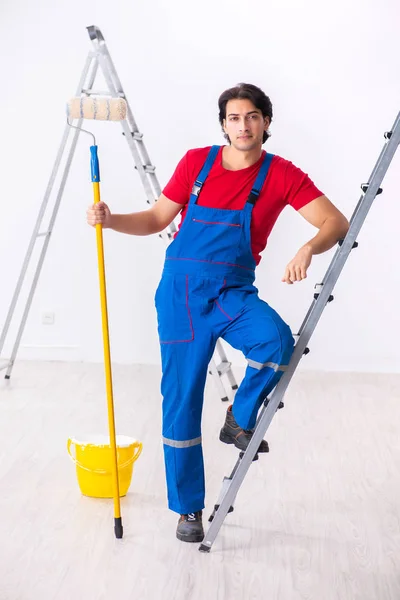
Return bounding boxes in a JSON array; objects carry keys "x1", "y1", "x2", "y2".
[{"x1": 66, "y1": 96, "x2": 127, "y2": 121}]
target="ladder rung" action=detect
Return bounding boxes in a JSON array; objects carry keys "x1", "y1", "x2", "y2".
[
  {"x1": 313, "y1": 283, "x2": 334, "y2": 302},
  {"x1": 134, "y1": 165, "x2": 156, "y2": 174},
  {"x1": 122, "y1": 131, "x2": 143, "y2": 141},
  {"x1": 361, "y1": 183, "x2": 383, "y2": 195},
  {"x1": 338, "y1": 239, "x2": 358, "y2": 248},
  {"x1": 37, "y1": 231, "x2": 51, "y2": 238},
  {"x1": 159, "y1": 231, "x2": 174, "y2": 241},
  {"x1": 81, "y1": 89, "x2": 125, "y2": 98},
  {"x1": 215, "y1": 361, "x2": 232, "y2": 376},
  {"x1": 293, "y1": 336, "x2": 310, "y2": 354}
]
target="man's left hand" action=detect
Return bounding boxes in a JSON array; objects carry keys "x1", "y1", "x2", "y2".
[{"x1": 282, "y1": 245, "x2": 313, "y2": 284}]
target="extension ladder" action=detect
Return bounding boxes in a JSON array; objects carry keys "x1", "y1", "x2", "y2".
[{"x1": 200, "y1": 112, "x2": 400, "y2": 551}]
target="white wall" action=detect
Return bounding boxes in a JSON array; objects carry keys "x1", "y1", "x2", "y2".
[{"x1": 0, "y1": 0, "x2": 399, "y2": 372}]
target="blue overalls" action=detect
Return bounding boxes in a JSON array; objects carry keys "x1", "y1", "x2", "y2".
[{"x1": 155, "y1": 146, "x2": 295, "y2": 515}]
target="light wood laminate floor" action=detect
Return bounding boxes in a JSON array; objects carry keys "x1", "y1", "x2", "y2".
[{"x1": 1, "y1": 361, "x2": 399, "y2": 600}]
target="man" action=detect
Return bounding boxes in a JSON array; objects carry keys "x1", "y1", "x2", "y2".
[{"x1": 87, "y1": 83, "x2": 349, "y2": 544}]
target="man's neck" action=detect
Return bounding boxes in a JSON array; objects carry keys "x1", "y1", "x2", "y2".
[{"x1": 222, "y1": 145, "x2": 263, "y2": 171}]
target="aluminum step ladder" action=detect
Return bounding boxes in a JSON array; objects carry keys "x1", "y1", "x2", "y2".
[
  {"x1": 0, "y1": 25, "x2": 238, "y2": 401},
  {"x1": 199, "y1": 112, "x2": 400, "y2": 552}
]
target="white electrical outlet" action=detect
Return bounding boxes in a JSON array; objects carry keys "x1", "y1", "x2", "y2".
[{"x1": 42, "y1": 312, "x2": 55, "y2": 325}]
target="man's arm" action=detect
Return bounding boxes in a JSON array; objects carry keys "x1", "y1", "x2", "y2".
[
  {"x1": 297, "y1": 194, "x2": 350, "y2": 254},
  {"x1": 87, "y1": 193, "x2": 184, "y2": 235},
  {"x1": 282, "y1": 195, "x2": 349, "y2": 284}
]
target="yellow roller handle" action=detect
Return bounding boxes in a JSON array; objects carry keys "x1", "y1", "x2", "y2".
[{"x1": 92, "y1": 178, "x2": 123, "y2": 538}]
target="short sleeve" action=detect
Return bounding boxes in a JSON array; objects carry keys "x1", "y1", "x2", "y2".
[
  {"x1": 162, "y1": 152, "x2": 191, "y2": 205},
  {"x1": 283, "y1": 161, "x2": 324, "y2": 211}
]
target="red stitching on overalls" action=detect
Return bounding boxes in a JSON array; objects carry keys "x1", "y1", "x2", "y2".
[
  {"x1": 192, "y1": 218, "x2": 241, "y2": 228},
  {"x1": 166, "y1": 257, "x2": 255, "y2": 272},
  {"x1": 215, "y1": 300, "x2": 234, "y2": 321},
  {"x1": 160, "y1": 275, "x2": 194, "y2": 344}
]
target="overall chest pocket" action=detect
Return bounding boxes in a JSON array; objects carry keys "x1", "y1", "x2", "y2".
[
  {"x1": 154, "y1": 274, "x2": 194, "y2": 344},
  {"x1": 189, "y1": 216, "x2": 243, "y2": 264}
]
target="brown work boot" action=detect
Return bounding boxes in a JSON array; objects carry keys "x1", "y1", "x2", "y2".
[
  {"x1": 219, "y1": 405, "x2": 269, "y2": 453},
  {"x1": 176, "y1": 511, "x2": 204, "y2": 543}
]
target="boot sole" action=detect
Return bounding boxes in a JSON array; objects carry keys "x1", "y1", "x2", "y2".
[
  {"x1": 219, "y1": 429, "x2": 269, "y2": 453},
  {"x1": 176, "y1": 530, "x2": 204, "y2": 543},
  {"x1": 219, "y1": 429, "x2": 239, "y2": 447}
]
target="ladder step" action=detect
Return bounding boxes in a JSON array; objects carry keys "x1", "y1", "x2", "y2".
[
  {"x1": 314, "y1": 284, "x2": 334, "y2": 302},
  {"x1": 209, "y1": 504, "x2": 234, "y2": 522},
  {"x1": 82, "y1": 89, "x2": 125, "y2": 98},
  {"x1": 159, "y1": 231, "x2": 174, "y2": 242},
  {"x1": 37, "y1": 231, "x2": 51, "y2": 238},
  {"x1": 134, "y1": 165, "x2": 156, "y2": 174},
  {"x1": 293, "y1": 335, "x2": 310, "y2": 355},
  {"x1": 338, "y1": 239, "x2": 358, "y2": 248},
  {"x1": 215, "y1": 361, "x2": 232, "y2": 376},
  {"x1": 122, "y1": 131, "x2": 143, "y2": 141},
  {"x1": 361, "y1": 183, "x2": 383, "y2": 195}
]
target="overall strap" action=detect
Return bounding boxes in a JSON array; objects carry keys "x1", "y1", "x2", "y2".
[
  {"x1": 247, "y1": 152, "x2": 274, "y2": 205},
  {"x1": 189, "y1": 145, "x2": 221, "y2": 204}
]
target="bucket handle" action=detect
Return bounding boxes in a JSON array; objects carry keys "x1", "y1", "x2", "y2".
[{"x1": 67, "y1": 439, "x2": 143, "y2": 474}]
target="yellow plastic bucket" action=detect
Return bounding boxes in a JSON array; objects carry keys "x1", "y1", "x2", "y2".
[{"x1": 67, "y1": 434, "x2": 143, "y2": 498}]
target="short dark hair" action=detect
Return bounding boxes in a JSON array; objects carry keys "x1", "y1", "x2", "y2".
[{"x1": 218, "y1": 83, "x2": 273, "y2": 144}]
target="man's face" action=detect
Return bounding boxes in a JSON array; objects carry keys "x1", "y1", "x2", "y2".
[{"x1": 223, "y1": 98, "x2": 270, "y2": 151}]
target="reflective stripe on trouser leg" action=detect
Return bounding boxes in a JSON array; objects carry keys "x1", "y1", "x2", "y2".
[
  {"x1": 234, "y1": 353, "x2": 293, "y2": 429},
  {"x1": 220, "y1": 296, "x2": 295, "y2": 430},
  {"x1": 162, "y1": 436, "x2": 202, "y2": 448},
  {"x1": 246, "y1": 359, "x2": 288, "y2": 372}
]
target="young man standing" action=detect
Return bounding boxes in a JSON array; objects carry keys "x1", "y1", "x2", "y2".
[{"x1": 87, "y1": 83, "x2": 349, "y2": 543}]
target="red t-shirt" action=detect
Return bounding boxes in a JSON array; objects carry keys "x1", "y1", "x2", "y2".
[{"x1": 162, "y1": 146, "x2": 323, "y2": 265}]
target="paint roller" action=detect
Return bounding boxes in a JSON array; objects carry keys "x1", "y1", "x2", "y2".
[
  {"x1": 66, "y1": 96, "x2": 127, "y2": 122},
  {"x1": 66, "y1": 96, "x2": 127, "y2": 540}
]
